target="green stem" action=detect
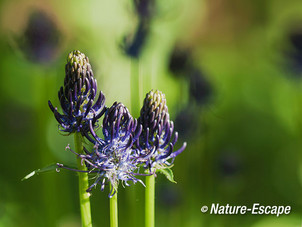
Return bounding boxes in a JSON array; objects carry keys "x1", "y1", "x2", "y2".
[
  {"x1": 130, "y1": 58, "x2": 142, "y2": 227},
  {"x1": 74, "y1": 132, "x2": 92, "y2": 227},
  {"x1": 130, "y1": 58, "x2": 141, "y2": 117},
  {"x1": 110, "y1": 184, "x2": 118, "y2": 227},
  {"x1": 145, "y1": 175, "x2": 155, "y2": 227}
]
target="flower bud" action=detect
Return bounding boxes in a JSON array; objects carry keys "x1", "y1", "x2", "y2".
[
  {"x1": 48, "y1": 50, "x2": 106, "y2": 134},
  {"x1": 137, "y1": 90, "x2": 186, "y2": 171}
]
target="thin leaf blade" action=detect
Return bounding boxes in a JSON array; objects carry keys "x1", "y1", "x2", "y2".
[{"x1": 22, "y1": 163, "x2": 58, "y2": 181}]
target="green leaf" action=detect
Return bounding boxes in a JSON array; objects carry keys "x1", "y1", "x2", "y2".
[
  {"x1": 22, "y1": 163, "x2": 59, "y2": 181},
  {"x1": 157, "y1": 168, "x2": 177, "y2": 183}
]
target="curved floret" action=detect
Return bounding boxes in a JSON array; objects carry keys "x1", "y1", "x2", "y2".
[
  {"x1": 48, "y1": 50, "x2": 106, "y2": 134},
  {"x1": 71, "y1": 102, "x2": 143, "y2": 197},
  {"x1": 136, "y1": 90, "x2": 186, "y2": 172}
]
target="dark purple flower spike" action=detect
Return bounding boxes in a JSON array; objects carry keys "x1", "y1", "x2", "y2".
[
  {"x1": 48, "y1": 50, "x2": 106, "y2": 135},
  {"x1": 136, "y1": 90, "x2": 186, "y2": 172}
]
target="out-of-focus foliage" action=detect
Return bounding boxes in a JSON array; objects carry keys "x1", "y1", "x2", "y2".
[{"x1": 1, "y1": 0, "x2": 302, "y2": 226}]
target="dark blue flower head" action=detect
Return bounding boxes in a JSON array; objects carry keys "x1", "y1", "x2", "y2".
[
  {"x1": 189, "y1": 69, "x2": 212, "y2": 106},
  {"x1": 122, "y1": 21, "x2": 150, "y2": 59},
  {"x1": 48, "y1": 50, "x2": 106, "y2": 135},
  {"x1": 81, "y1": 102, "x2": 143, "y2": 197},
  {"x1": 21, "y1": 10, "x2": 61, "y2": 64},
  {"x1": 134, "y1": 0, "x2": 156, "y2": 20},
  {"x1": 136, "y1": 90, "x2": 186, "y2": 172}
]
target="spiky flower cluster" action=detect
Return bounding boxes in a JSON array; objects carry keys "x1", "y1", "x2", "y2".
[
  {"x1": 48, "y1": 50, "x2": 105, "y2": 134},
  {"x1": 85, "y1": 102, "x2": 143, "y2": 197},
  {"x1": 136, "y1": 90, "x2": 187, "y2": 171},
  {"x1": 51, "y1": 51, "x2": 186, "y2": 196}
]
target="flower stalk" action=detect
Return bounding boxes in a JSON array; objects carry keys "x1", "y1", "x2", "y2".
[
  {"x1": 137, "y1": 90, "x2": 186, "y2": 227},
  {"x1": 74, "y1": 132, "x2": 92, "y2": 227},
  {"x1": 145, "y1": 174, "x2": 155, "y2": 227},
  {"x1": 110, "y1": 183, "x2": 118, "y2": 227}
]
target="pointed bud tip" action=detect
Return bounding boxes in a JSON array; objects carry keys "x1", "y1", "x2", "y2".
[{"x1": 67, "y1": 50, "x2": 89, "y2": 67}]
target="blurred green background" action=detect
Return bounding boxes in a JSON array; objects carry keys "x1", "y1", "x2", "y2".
[{"x1": 1, "y1": 0, "x2": 302, "y2": 226}]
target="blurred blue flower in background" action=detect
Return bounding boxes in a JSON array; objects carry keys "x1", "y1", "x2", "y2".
[{"x1": 20, "y1": 10, "x2": 61, "y2": 64}]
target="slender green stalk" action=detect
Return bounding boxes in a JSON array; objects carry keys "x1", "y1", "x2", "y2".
[
  {"x1": 40, "y1": 76, "x2": 57, "y2": 226},
  {"x1": 130, "y1": 58, "x2": 142, "y2": 227},
  {"x1": 74, "y1": 132, "x2": 92, "y2": 227},
  {"x1": 110, "y1": 183, "x2": 118, "y2": 227},
  {"x1": 145, "y1": 175, "x2": 155, "y2": 227},
  {"x1": 130, "y1": 59, "x2": 141, "y2": 117}
]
